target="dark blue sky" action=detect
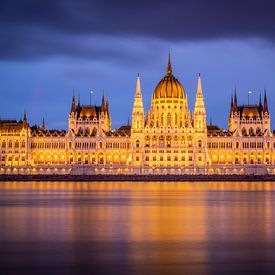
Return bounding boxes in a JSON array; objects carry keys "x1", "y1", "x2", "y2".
[{"x1": 1, "y1": 0, "x2": 275, "y2": 130}]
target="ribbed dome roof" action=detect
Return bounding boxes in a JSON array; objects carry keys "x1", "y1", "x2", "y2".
[{"x1": 153, "y1": 53, "x2": 185, "y2": 99}]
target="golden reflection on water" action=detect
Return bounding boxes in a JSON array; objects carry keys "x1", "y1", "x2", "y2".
[
  {"x1": 2, "y1": 181, "x2": 275, "y2": 191},
  {"x1": 1, "y1": 181, "x2": 275, "y2": 273}
]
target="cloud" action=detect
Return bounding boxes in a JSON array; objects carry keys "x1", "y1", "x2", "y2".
[{"x1": 0, "y1": 0, "x2": 275, "y2": 61}]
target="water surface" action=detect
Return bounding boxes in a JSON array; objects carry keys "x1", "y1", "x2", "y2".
[{"x1": 1, "y1": 181, "x2": 275, "y2": 274}]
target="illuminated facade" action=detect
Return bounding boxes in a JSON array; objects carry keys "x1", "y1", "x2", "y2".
[{"x1": 0, "y1": 54, "x2": 274, "y2": 175}]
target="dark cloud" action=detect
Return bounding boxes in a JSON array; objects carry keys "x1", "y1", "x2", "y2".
[{"x1": 0, "y1": 0, "x2": 275, "y2": 60}]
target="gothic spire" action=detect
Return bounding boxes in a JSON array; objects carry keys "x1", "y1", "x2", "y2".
[
  {"x1": 23, "y1": 111, "x2": 27, "y2": 127},
  {"x1": 259, "y1": 93, "x2": 262, "y2": 108},
  {"x1": 71, "y1": 94, "x2": 76, "y2": 113},
  {"x1": 101, "y1": 90, "x2": 105, "y2": 112},
  {"x1": 194, "y1": 73, "x2": 205, "y2": 110},
  {"x1": 135, "y1": 73, "x2": 142, "y2": 99},
  {"x1": 132, "y1": 74, "x2": 144, "y2": 110},
  {"x1": 42, "y1": 117, "x2": 45, "y2": 131},
  {"x1": 234, "y1": 88, "x2": 237, "y2": 106},
  {"x1": 77, "y1": 95, "x2": 80, "y2": 107},
  {"x1": 263, "y1": 89, "x2": 269, "y2": 113},
  {"x1": 105, "y1": 93, "x2": 109, "y2": 117}
]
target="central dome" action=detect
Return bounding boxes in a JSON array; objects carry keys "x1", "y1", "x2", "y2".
[{"x1": 153, "y1": 53, "x2": 185, "y2": 99}]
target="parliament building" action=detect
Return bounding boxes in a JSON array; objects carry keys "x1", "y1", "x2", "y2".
[{"x1": 0, "y1": 54, "x2": 274, "y2": 175}]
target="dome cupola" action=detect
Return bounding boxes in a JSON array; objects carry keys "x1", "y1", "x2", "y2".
[{"x1": 153, "y1": 52, "x2": 185, "y2": 99}]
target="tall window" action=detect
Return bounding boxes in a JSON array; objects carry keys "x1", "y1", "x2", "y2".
[
  {"x1": 198, "y1": 140, "x2": 202, "y2": 148},
  {"x1": 175, "y1": 113, "x2": 178, "y2": 126},
  {"x1": 167, "y1": 113, "x2": 171, "y2": 127}
]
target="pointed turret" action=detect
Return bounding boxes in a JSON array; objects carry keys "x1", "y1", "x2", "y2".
[
  {"x1": 23, "y1": 111, "x2": 27, "y2": 127},
  {"x1": 193, "y1": 74, "x2": 206, "y2": 131},
  {"x1": 77, "y1": 95, "x2": 80, "y2": 108},
  {"x1": 42, "y1": 117, "x2": 45, "y2": 131},
  {"x1": 194, "y1": 73, "x2": 205, "y2": 110},
  {"x1": 131, "y1": 73, "x2": 144, "y2": 128},
  {"x1": 233, "y1": 89, "x2": 237, "y2": 106},
  {"x1": 105, "y1": 94, "x2": 110, "y2": 117},
  {"x1": 76, "y1": 95, "x2": 81, "y2": 115},
  {"x1": 71, "y1": 95, "x2": 76, "y2": 113},
  {"x1": 259, "y1": 93, "x2": 262, "y2": 107},
  {"x1": 193, "y1": 74, "x2": 208, "y2": 166},
  {"x1": 101, "y1": 91, "x2": 105, "y2": 113},
  {"x1": 133, "y1": 73, "x2": 143, "y2": 105},
  {"x1": 23, "y1": 111, "x2": 27, "y2": 122},
  {"x1": 166, "y1": 50, "x2": 172, "y2": 76},
  {"x1": 258, "y1": 93, "x2": 263, "y2": 113},
  {"x1": 232, "y1": 88, "x2": 238, "y2": 112},
  {"x1": 263, "y1": 89, "x2": 269, "y2": 113},
  {"x1": 131, "y1": 74, "x2": 145, "y2": 169}
]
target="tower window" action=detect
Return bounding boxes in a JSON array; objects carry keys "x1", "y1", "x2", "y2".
[{"x1": 198, "y1": 140, "x2": 202, "y2": 148}]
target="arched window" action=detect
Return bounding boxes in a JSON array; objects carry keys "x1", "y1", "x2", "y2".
[
  {"x1": 161, "y1": 113, "x2": 164, "y2": 126},
  {"x1": 242, "y1": 128, "x2": 247, "y2": 136},
  {"x1": 236, "y1": 141, "x2": 239, "y2": 149},
  {"x1": 2, "y1": 141, "x2": 6, "y2": 148},
  {"x1": 256, "y1": 127, "x2": 261, "y2": 135},
  {"x1": 198, "y1": 140, "x2": 202, "y2": 148},
  {"x1": 136, "y1": 140, "x2": 140, "y2": 148},
  {"x1": 249, "y1": 127, "x2": 254, "y2": 136},
  {"x1": 78, "y1": 128, "x2": 83, "y2": 135},
  {"x1": 175, "y1": 113, "x2": 178, "y2": 126}
]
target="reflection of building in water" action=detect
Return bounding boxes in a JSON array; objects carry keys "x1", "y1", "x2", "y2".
[{"x1": 0, "y1": 53, "x2": 275, "y2": 175}]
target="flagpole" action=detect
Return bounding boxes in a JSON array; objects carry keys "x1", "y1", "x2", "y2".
[{"x1": 90, "y1": 90, "x2": 94, "y2": 106}]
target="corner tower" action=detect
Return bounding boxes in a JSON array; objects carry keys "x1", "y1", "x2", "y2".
[
  {"x1": 131, "y1": 74, "x2": 145, "y2": 169},
  {"x1": 193, "y1": 74, "x2": 208, "y2": 166}
]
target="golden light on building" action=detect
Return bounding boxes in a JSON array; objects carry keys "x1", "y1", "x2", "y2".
[{"x1": 0, "y1": 53, "x2": 274, "y2": 175}]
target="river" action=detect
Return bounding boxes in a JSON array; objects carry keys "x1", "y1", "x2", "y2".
[{"x1": 0, "y1": 181, "x2": 275, "y2": 274}]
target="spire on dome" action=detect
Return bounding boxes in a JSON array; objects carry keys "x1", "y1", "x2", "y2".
[{"x1": 166, "y1": 50, "x2": 172, "y2": 75}]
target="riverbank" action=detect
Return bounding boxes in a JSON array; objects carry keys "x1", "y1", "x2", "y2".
[{"x1": 1, "y1": 174, "x2": 275, "y2": 182}]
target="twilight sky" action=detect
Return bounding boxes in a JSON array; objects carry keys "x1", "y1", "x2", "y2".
[{"x1": 1, "y1": 0, "x2": 275, "y2": 130}]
